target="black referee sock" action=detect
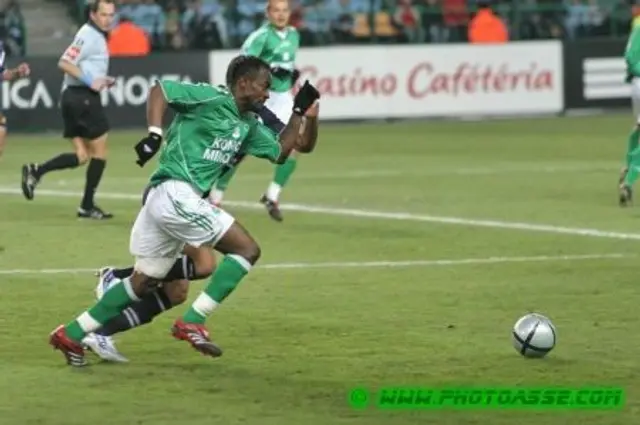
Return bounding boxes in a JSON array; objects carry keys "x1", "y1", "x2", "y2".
[
  {"x1": 96, "y1": 289, "x2": 174, "y2": 337},
  {"x1": 81, "y1": 158, "x2": 106, "y2": 209},
  {"x1": 35, "y1": 153, "x2": 79, "y2": 178}
]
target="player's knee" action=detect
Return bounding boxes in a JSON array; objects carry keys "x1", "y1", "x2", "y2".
[
  {"x1": 163, "y1": 279, "x2": 189, "y2": 305},
  {"x1": 76, "y1": 150, "x2": 89, "y2": 165},
  {"x1": 134, "y1": 257, "x2": 175, "y2": 280},
  {"x1": 238, "y1": 242, "x2": 261, "y2": 265}
]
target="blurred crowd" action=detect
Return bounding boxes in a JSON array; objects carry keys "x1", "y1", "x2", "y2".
[
  {"x1": 2, "y1": 0, "x2": 640, "y2": 56},
  {"x1": 0, "y1": 0, "x2": 25, "y2": 56}
]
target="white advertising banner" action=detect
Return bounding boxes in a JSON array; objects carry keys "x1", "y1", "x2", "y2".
[{"x1": 209, "y1": 41, "x2": 563, "y2": 120}]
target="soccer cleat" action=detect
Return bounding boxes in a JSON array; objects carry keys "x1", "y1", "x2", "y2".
[
  {"x1": 171, "y1": 319, "x2": 223, "y2": 358},
  {"x1": 259, "y1": 195, "x2": 283, "y2": 222},
  {"x1": 20, "y1": 163, "x2": 40, "y2": 200},
  {"x1": 82, "y1": 333, "x2": 129, "y2": 363},
  {"x1": 78, "y1": 205, "x2": 114, "y2": 220},
  {"x1": 619, "y1": 184, "x2": 633, "y2": 207},
  {"x1": 95, "y1": 266, "x2": 116, "y2": 300},
  {"x1": 49, "y1": 325, "x2": 87, "y2": 367}
]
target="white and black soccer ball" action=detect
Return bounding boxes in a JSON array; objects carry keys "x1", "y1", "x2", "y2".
[{"x1": 512, "y1": 313, "x2": 556, "y2": 358}]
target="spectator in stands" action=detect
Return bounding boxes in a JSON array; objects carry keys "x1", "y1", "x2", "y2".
[
  {"x1": 182, "y1": 0, "x2": 226, "y2": 49},
  {"x1": 304, "y1": 0, "x2": 338, "y2": 45},
  {"x1": 468, "y1": 0, "x2": 508, "y2": 43},
  {"x1": 1, "y1": 0, "x2": 25, "y2": 56},
  {"x1": 564, "y1": 0, "x2": 588, "y2": 39},
  {"x1": 442, "y1": 0, "x2": 468, "y2": 42},
  {"x1": 119, "y1": 0, "x2": 166, "y2": 48},
  {"x1": 420, "y1": 0, "x2": 447, "y2": 43},
  {"x1": 108, "y1": 15, "x2": 151, "y2": 55},
  {"x1": 330, "y1": 0, "x2": 356, "y2": 44},
  {"x1": 165, "y1": 0, "x2": 187, "y2": 49},
  {"x1": 393, "y1": 0, "x2": 423, "y2": 43}
]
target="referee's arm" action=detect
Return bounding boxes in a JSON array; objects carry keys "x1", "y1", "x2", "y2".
[{"x1": 59, "y1": 33, "x2": 109, "y2": 91}]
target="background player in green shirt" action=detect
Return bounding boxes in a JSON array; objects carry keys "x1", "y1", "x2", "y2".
[
  {"x1": 49, "y1": 55, "x2": 320, "y2": 367},
  {"x1": 619, "y1": 19, "x2": 640, "y2": 206},
  {"x1": 209, "y1": 0, "x2": 301, "y2": 222}
]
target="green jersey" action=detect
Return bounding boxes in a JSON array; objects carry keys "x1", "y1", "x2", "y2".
[
  {"x1": 149, "y1": 80, "x2": 282, "y2": 194},
  {"x1": 625, "y1": 27, "x2": 640, "y2": 81},
  {"x1": 241, "y1": 23, "x2": 300, "y2": 93}
]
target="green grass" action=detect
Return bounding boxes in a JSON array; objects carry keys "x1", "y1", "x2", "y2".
[{"x1": 0, "y1": 113, "x2": 639, "y2": 424}]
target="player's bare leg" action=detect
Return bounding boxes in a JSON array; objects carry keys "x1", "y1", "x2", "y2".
[
  {"x1": 0, "y1": 115, "x2": 7, "y2": 159},
  {"x1": 175, "y1": 221, "x2": 260, "y2": 357},
  {"x1": 261, "y1": 144, "x2": 302, "y2": 222},
  {"x1": 84, "y1": 278, "x2": 190, "y2": 362},
  {"x1": 620, "y1": 124, "x2": 640, "y2": 206},
  {"x1": 22, "y1": 137, "x2": 87, "y2": 200},
  {"x1": 82, "y1": 245, "x2": 216, "y2": 363}
]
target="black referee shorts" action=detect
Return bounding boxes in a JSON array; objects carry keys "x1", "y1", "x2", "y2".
[{"x1": 61, "y1": 86, "x2": 109, "y2": 140}]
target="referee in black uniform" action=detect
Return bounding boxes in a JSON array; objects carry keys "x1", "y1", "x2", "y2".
[{"x1": 21, "y1": 0, "x2": 116, "y2": 220}]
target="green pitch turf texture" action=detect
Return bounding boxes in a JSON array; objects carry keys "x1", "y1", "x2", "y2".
[{"x1": 0, "y1": 113, "x2": 638, "y2": 424}]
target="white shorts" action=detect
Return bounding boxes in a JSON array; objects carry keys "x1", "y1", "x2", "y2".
[
  {"x1": 632, "y1": 77, "x2": 640, "y2": 124},
  {"x1": 265, "y1": 90, "x2": 293, "y2": 124},
  {"x1": 130, "y1": 180, "x2": 235, "y2": 263}
]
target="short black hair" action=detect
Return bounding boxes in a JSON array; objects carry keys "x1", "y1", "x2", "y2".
[
  {"x1": 225, "y1": 55, "x2": 270, "y2": 87},
  {"x1": 88, "y1": 0, "x2": 115, "y2": 12}
]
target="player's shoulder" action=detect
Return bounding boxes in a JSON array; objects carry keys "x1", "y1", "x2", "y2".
[
  {"x1": 246, "y1": 24, "x2": 271, "y2": 42},
  {"x1": 73, "y1": 23, "x2": 101, "y2": 43},
  {"x1": 286, "y1": 26, "x2": 300, "y2": 37}
]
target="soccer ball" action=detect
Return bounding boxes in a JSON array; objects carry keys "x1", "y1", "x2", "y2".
[{"x1": 512, "y1": 313, "x2": 556, "y2": 358}]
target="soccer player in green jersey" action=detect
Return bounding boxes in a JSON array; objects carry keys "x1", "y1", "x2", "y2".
[
  {"x1": 619, "y1": 19, "x2": 640, "y2": 206},
  {"x1": 209, "y1": 0, "x2": 301, "y2": 222},
  {"x1": 49, "y1": 55, "x2": 320, "y2": 367}
]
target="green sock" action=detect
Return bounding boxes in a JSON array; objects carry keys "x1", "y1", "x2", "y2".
[
  {"x1": 626, "y1": 128, "x2": 640, "y2": 166},
  {"x1": 624, "y1": 145, "x2": 640, "y2": 187},
  {"x1": 274, "y1": 157, "x2": 297, "y2": 187},
  {"x1": 183, "y1": 255, "x2": 251, "y2": 324},
  {"x1": 64, "y1": 278, "x2": 139, "y2": 341}
]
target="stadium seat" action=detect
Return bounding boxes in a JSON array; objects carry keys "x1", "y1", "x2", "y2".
[
  {"x1": 374, "y1": 12, "x2": 399, "y2": 37},
  {"x1": 352, "y1": 13, "x2": 371, "y2": 38}
]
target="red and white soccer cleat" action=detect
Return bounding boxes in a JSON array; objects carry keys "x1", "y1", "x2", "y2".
[
  {"x1": 49, "y1": 325, "x2": 87, "y2": 367},
  {"x1": 171, "y1": 319, "x2": 223, "y2": 358}
]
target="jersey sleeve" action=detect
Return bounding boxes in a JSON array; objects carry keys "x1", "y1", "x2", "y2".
[
  {"x1": 159, "y1": 80, "x2": 221, "y2": 111},
  {"x1": 61, "y1": 27, "x2": 91, "y2": 65},
  {"x1": 626, "y1": 29, "x2": 640, "y2": 78},
  {"x1": 241, "y1": 29, "x2": 268, "y2": 57},
  {"x1": 245, "y1": 121, "x2": 282, "y2": 163}
]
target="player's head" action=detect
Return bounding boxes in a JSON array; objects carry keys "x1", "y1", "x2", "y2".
[
  {"x1": 267, "y1": 0, "x2": 290, "y2": 30},
  {"x1": 88, "y1": 0, "x2": 115, "y2": 32},
  {"x1": 226, "y1": 55, "x2": 272, "y2": 111}
]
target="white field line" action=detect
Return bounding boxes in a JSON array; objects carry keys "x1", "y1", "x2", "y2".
[
  {"x1": 0, "y1": 164, "x2": 617, "y2": 187},
  {"x1": 0, "y1": 253, "x2": 630, "y2": 276},
  {"x1": 1, "y1": 186, "x2": 640, "y2": 241}
]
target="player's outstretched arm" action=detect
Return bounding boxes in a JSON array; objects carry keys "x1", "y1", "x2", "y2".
[
  {"x1": 133, "y1": 83, "x2": 166, "y2": 166},
  {"x1": 295, "y1": 102, "x2": 319, "y2": 153},
  {"x1": 275, "y1": 80, "x2": 320, "y2": 161},
  {"x1": 2, "y1": 63, "x2": 30, "y2": 81}
]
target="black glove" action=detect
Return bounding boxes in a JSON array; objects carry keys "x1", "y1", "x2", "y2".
[
  {"x1": 291, "y1": 69, "x2": 301, "y2": 85},
  {"x1": 134, "y1": 131, "x2": 162, "y2": 167},
  {"x1": 292, "y1": 80, "x2": 320, "y2": 116}
]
